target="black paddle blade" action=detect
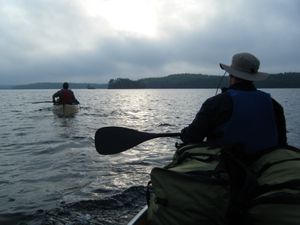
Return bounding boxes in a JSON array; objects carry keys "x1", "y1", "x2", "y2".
[
  {"x1": 95, "y1": 126, "x2": 159, "y2": 155},
  {"x1": 94, "y1": 126, "x2": 180, "y2": 155}
]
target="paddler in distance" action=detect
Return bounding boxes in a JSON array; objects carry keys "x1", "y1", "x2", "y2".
[{"x1": 52, "y1": 82, "x2": 80, "y2": 105}]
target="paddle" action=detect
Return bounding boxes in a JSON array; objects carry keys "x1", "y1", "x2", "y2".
[
  {"x1": 95, "y1": 126, "x2": 180, "y2": 155},
  {"x1": 32, "y1": 101, "x2": 53, "y2": 104}
]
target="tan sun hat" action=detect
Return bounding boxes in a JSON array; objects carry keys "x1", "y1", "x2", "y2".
[{"x1": 220, "y1": 52, "x2": 269, "y2": 81}]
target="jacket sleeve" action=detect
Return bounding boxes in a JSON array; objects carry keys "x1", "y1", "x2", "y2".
[
  {"x1": 70, "y1": 90, "x2": 80, "y2": 104},
  {"x1": 181, "y1": 93, "x2": 232, "y2": 144},
  {"x1": 180, "y1": 101, "x2": 211, "y2": 143},
  {"x1": 52, "y1": 91, "x2": 60, "y2": 102},
  {"x1": 272, "y1": 98, "x2": 287, "y2": 145}
]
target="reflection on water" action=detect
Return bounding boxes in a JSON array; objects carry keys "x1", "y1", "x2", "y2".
[{"x1": 0, "y1": 89, "x2": 299, "y2": 223}]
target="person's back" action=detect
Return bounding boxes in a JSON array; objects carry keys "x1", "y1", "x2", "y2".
[
  {"x1": 59, "y1": 88, "x2": 76, "y2": 104},
  {"x1": 181, "y1": 52, "x2": 287, "y2": 153},
  {"x1": 212, "y1": 88, "x2": 278, "y2": 153},
  {"x1": 52, "y1": 82, "x2": 79, "y2": 105}
]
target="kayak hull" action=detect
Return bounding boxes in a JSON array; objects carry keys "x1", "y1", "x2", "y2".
[{"x1": 53, "y1": 104, "x2": 79, "y2": 117}]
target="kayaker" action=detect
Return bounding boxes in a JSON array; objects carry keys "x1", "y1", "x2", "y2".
[
  {"x1": 181, "y1": 52, "x2": 287, "y2": 153},
  {"x1": 52, "y1": 82, "x2": 80, "y2": 105}
]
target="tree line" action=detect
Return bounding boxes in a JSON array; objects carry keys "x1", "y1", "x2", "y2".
[{"x1": 108, "y1": 73, "x2": 300, "y2": 89}]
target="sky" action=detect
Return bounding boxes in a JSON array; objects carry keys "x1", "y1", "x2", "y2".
[{"x1": 0, "y1": 0, "x2": 299, "y2": 85}]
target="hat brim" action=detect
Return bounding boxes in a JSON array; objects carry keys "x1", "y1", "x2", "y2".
[{"x1": 220, "y1": 63, "x2": 269, "y2": 81}]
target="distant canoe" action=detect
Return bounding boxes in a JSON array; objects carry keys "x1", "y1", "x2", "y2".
[{"x1": 53, "y1": 104, "x2": 79, "y2": 117}]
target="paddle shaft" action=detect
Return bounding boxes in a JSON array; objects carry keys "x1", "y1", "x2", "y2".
[
  {"x1": 32, "y1": 101, "x2": 53, "y2": 104},
  {"x1": 95, "y1": 126, "x2": 180, "y2": 155}
]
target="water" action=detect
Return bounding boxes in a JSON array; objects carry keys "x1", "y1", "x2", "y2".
[{"x1": 0, "y1": 89, "x2": 299, "y2": 224}]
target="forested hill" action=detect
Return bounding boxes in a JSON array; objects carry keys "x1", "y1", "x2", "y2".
[{"x1": 108, "y1": 73, "x2": 300, "y2": 89}]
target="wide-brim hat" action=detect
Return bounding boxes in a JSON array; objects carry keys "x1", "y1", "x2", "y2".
[{"x1": 220, "y1": 52, "x2": 269, "y2": 81}]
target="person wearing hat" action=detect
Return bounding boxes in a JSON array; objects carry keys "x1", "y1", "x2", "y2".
[
  {"x1": 52, "y1": 82, "x2": 80, "y2": 105},
  {"x1": 180, "y1": 52, "x2": 287, "y2": 153}
]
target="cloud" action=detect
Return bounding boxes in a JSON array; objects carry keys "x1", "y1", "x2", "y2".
[{"x1": 0, "y1": 0, "x2": 299, "y2": 84}]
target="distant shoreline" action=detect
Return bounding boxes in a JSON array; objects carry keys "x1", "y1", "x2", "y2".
[
  {"x1": 107, "y1": 73, "x2": 300, "y2": 89},
  {"x1": 1, "y1": 72, "x2": 300, "y2": 89},
  {"x1": 0, "y1": 82, "x2": 107, "y2": 90}
]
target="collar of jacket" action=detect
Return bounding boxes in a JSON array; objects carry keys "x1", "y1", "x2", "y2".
[{"x1": 229, "y1": 82, "x2": 257, "y2": 91}]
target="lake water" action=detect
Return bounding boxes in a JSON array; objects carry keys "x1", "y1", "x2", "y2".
[{"x1": 0, "y1": 89, "x2": 299, "y2": 224}]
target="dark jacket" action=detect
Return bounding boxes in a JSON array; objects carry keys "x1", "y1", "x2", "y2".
[{"x1": 181, "y1": 83, "x2": 287, "y2": 150}]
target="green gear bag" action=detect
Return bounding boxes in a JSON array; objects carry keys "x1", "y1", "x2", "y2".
[
  {"x1": 247, "y1": 147, "x2": 300, "y2": 225},
  {"x1": 147, "y1": 144, "x2": 230, "y2": 225},
  {"x1": 147, "y1": 144, "x2": 300, "y2": 225}
]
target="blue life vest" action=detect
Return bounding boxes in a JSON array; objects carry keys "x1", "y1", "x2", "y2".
[{"x1": 213, "y1": 89, "x2": 278, "y2": 153}]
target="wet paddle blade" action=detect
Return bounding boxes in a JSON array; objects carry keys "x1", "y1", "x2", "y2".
[{"x1": 95, "y1": 126, "x2": 180, "y2": 155}]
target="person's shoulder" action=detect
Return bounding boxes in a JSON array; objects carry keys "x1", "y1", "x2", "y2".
[
  {"x1": 206, "y1": 91, "x2": 229, "y2": 103},
  {"x1": 53, "y1": 90, "x2": 61, "y2": 95},
  {"x1": 271, "y1": 97, "x2": 284, "y2": 108}
]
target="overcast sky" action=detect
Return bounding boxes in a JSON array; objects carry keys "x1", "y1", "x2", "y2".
[{"x1": 0, "y1": 0, "x2": 299, "y2": 85}]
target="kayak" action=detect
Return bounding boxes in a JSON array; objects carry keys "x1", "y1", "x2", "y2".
[
  {"x1": 127, "y1": 206, "x2": 147, "y2": 225},
  {"x1": 52, "y1": 104, "x2": 79, "y2": 117}
]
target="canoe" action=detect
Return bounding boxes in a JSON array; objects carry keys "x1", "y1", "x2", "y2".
[
  {"x1": 53, "y1": 104, "x2": 79, "y2": 117},
  {"x1": 127, "y1": 206, "x2": 147, "y2": 225}
]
